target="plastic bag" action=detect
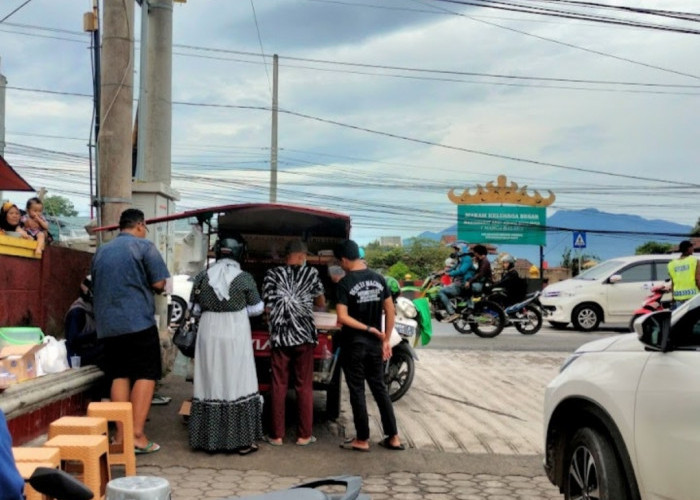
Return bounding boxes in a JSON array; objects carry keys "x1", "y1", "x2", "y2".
[{"x1": 36, "y1": 336, "x2": 70, "y2": 374}]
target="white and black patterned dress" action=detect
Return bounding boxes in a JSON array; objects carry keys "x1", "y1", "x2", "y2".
[{"x1": 188, "y1": 260, "x2": 264, "y2": 452}]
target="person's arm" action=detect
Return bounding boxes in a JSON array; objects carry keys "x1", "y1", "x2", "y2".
[
  {"x1": 34, "y1": 214, "x2": 49, "y2": 231},
  {"x1": 314, "y1": 293, "x2": 326, "y2": 311},
  {"x1": 382, "y1": 297, "x2": 395, "y2": 360},
  {"x1": 336, "y1": 304, "x2": 385, "y2": 341},
  {"x1": 695, "y1": 259, "x2": 700, "y2": 291},
  {"x1": 151, "y1": 279, "x2": 166, "y2": 294}
]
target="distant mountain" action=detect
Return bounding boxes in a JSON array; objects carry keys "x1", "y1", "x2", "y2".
[{"x1": 417, "y1": 208, "x2": 692, "y2": 266}]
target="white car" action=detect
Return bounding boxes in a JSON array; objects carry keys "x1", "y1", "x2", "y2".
[
  {"x1": 169, "y1": 274, "x2": 194, "y2": 325},
  {"x1": 540, "y1": 254, "x2": 673, "y2": 331},
  {"x1": 543, "y1": 294, "x2": 700, "y2": 499}
]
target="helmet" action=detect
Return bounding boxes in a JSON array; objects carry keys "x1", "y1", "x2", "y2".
[
  {"x1": 499, "y1": 254, "x2": 516, "y2": 269},
  {"x1": 215, "y1": 233, "x2": 246, "y2": 261},
  {"x1": 444, "y1": 257, "x2": 456, "y2": 269},
  {"x1": 455, "y1": 243, "x2": 470, "y2": 256},
  {"x1": 358, "y1": 247, "x2": 366, "y2": 259}
]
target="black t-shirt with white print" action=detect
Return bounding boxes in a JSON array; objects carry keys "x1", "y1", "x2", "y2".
[{"x1": 336, "y1": 268, "x2": 390, "y2": 345}]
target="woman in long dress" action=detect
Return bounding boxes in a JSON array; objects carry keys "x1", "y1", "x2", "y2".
[{"x1": 188, "y1": 234, "x2": 264, "y2": 454}]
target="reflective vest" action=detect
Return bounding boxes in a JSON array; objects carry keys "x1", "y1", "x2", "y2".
[{"x1": 667, "y1": 256, "x2": 699, "y2": 301}]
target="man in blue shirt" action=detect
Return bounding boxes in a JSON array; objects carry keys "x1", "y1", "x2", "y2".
[
  {"x1": 438, "y1": 243, "x2": 475, "y2": 322},
  {"x1": 0, "y1": 409, "x2": 23, "y2": 500},
  {"x1": 91, "y1": 208, "x2": 170, "y2": 454}
]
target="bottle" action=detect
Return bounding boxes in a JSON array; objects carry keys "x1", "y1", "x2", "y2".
[{"x1": 320, "y1": 344, "x2": 332, "y2": 376}]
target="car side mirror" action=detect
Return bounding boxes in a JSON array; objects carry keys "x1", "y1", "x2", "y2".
[
  {"x1": 637, "y1": 310, "x2": 672, "y2": 352},
  {"x1": 608, "y1": 274, "x2": 622, "y2": 284}
]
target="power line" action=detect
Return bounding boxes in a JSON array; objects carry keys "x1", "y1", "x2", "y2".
[{"x1": 0, "y1": 0, "x2": 34, "y2": 24}]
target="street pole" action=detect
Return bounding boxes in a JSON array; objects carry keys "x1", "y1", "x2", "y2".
[
  {"x1": 98, "y1": 0, "x2": 135, "y2": 240},
  {"x1": 0, "y1": 56, "x2": 7, "y2": 203},
  {"x1": 270, "y1": 54, "x2": 278, "y2": 203},
  {"x1": 83, "y1": 1, "x2": 100, "y2": 220}
]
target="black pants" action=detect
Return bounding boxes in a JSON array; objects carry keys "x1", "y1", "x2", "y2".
[{"x1": 341, "y1": 341, "x2": 397, "y2": 441}]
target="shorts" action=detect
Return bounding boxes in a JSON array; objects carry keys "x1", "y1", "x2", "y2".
[{"x1": 102, "y1": 326, "x2": 162, "y2": 382}]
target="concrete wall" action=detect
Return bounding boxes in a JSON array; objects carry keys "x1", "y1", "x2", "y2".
[{"x1": 0, "y1": 246, "x2": 93, "y2": 337}]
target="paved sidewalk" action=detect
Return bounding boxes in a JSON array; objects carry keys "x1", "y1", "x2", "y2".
[{"x1": 128, "y1": 350, "x2": 565, "y2": 499}]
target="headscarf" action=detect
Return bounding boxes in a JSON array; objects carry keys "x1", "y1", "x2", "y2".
[
  {"x1": 0, "y1": 202, "x2": 20, "y2": 231},
  {"x1": 206, "y1": 258, "x2": 242, "y2": 301}
]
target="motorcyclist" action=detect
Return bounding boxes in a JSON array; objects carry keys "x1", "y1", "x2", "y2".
[
  {"x1": 384, "y1": 275, "x2": 401, "y2": 302},
  {"x1": 492, "y1": 254, "x2": 527, "y2": 305},
  {"x1": 437, "y1": 242, "x2": 475, "y2": 322}
]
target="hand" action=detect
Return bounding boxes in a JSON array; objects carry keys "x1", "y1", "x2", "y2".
[
  {"x1": 382, "y1": 340, "x2": 392, "y2": 361},
  {"x1": 368, "y1": 326, "x2": 384, "y2": 341}
]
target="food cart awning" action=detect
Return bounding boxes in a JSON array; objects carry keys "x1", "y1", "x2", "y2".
[{"x1": 0, "y1": 155, "x2": 34, "y2": 191}]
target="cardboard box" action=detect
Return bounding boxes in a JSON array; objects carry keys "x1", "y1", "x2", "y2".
[
  {"x1": 0, "y1": 344, "x2": 43, "y2": 382},
  {"x1": 314, "y1": 312, "x2": 339, "y2": 330}
]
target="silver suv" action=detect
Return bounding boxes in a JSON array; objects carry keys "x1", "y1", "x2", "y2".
[{"x1": 543, "y1": 295, "x2": 700, "y2": 499}]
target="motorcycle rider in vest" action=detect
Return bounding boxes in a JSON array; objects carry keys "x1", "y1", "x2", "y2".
[
  {"x1": 438, "y1": 243, "x2": 475, "y2": 322},
  {"x1": 667, "y1": 240, "x2": 700, "y2": 309}
]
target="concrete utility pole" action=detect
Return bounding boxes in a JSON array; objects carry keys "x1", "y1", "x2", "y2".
[
  {"x1": 98, "y1": 0, "x2": 135, "y2": 236},
  {"x1": 0, "y1": 56, "x2": 6, "y2": 158},
  {"x1": 270, "y1": 54, "x2": 278, "y2": 202}
]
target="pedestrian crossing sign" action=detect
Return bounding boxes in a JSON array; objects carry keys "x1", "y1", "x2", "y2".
[{"x1": 573, "y1": 231, "x2": 587, "y2": 249}]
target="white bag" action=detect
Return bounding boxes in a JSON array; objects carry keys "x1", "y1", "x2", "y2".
[{"x1": 36, "y1": 336, "x2": 70, "y2": 374}]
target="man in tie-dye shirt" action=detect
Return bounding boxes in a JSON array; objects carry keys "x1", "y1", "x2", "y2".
[{"x1": 262, "y1": 239, "x2": 326, "y2": 446}]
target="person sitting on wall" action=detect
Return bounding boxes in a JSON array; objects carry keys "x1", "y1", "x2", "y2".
[{"x1": 20, "y1": 197, "x2": 52, "y2": 257}]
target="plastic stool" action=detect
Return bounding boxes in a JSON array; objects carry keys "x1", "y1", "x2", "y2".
[
  {"x1": 43, "y1": 434, "x2": 110, "y2": 500},
  {"x1": 87, "y1": 401, "x2": 136, "y2": 476},
  {"x1": 15, "y1": 461, "x2": 59, "y2": 500},
  {"x1": 12, "y1": 447, "x2": 61, "y2": 467},
  {"x1": 49, "y1": 416, "x2": 108, "y2": 439},
  {"x1": 106, "y1": 476, "x2": 171, "y2": 500}
]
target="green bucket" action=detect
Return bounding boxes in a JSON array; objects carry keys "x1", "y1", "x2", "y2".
[{"x1": 0, "y1": 327, "x2": 45, "y2": 348}]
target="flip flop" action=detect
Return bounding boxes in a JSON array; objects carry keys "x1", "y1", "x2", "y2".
[
  {"x1": 296, "y1": 436, "x2": 316, "y2": 446},
  {"x1": 135, "y1": 441, "x2": 161, "y2": 455},
  {"x1": 262, "y1": 435, "x2": 283, "y2": 446},
  {"x1": 339, "y1": 437, "x2": 369, "y2": 452},
  {"x1": 151, "y1": 393, "x2": 172, "y2": 405},
  {"x1": 237, "y1": 444, "x2": 259, "y2": 456},
  {"x1": 378, "y1": 437, "x2": 405, "y2": 451}
]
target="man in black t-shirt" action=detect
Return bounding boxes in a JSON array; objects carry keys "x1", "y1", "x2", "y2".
[{"x1": 333, "y1": 240, "x2": 404, "y2": 452}]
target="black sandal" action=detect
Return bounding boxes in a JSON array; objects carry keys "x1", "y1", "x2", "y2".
[{"x1": 237, "y1": 444, "x2": 259, "y2": 456}]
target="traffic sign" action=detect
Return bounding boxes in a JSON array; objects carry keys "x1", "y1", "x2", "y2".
[{"x1": 573, "y1": 231, "x2": 587, "y2": 249}]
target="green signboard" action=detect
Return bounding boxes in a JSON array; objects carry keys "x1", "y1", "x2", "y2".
[{"x1": 457, "y1": 205, "x2": 546, "y2": 245}]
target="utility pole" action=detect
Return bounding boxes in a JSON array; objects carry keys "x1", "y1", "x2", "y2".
[
  {"x1": 83, "y1": 1, "x2": 100, "y2": 220},
  {"x1": 270, "y1": 54, "x2": 278, "y2": 203},
  {"x1": 0, "y1": 56, "x2": 7, "y2": 202},
  {"x1": 98, "y1": 0, "x2": 135, "y2": 238}
]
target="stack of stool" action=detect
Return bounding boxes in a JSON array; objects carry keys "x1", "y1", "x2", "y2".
[
  {"x1": 87, "y1": 402, "x2": 136, "y2": 476},
  {"x1": 12, "y1": 447, "x2": 61, "y2": 500},
  {"x1": 43, "y1": 434, "x2": 110, "y2": 500}
]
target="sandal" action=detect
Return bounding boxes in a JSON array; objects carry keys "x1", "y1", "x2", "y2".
[
  {"x1": 134, "y1": 441, "x2": 161, "y2": 455},
  {"x1": 378, "y1": 437, "x2": 405, "y2": 451},
  {"x1": 262, "y1": 435, "x2": 283, "y2": 446},
  {"x1": 339, "y1": 437, "x2": 369, "y2": 452},
  {"x1": 237, "y1": 444, "x2": 259, "y2": 456},
  {"x1": 296, "y1": 436, "x2": 316, "y2": 446}
]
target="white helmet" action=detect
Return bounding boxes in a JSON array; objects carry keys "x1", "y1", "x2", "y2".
[
  {"x1": 444, "y1": 257, "x2": 456, "y2": 268},
  {"x1": 499, "y1": 254, "x2": 516, "y2": 268}
]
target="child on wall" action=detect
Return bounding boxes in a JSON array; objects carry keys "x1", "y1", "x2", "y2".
[{"x1": 21, "y1": 197, "x2": 51, "y2": 256}]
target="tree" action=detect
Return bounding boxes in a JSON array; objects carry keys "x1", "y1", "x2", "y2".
[
  {"x1": 363, "y1": 237, "x2": 449, "y2": 280},
  {"x1": 42, "y1": 195, "x2": 78, "y2": 217},
  {"x1": 635, "y1": 241, "x2": 673, "y2": 255},
  {"x1": 561, "y1": 246, "x2": 600, "y2": 276},
  {"x1": 692, "y1": 217, "x2": 700, "y2": 236}
]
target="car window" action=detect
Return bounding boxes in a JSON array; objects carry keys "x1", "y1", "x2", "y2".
[
  {"x1": 654, "y1": 261, "x2": 671, "y2": 281},
  {"x1": 618, "y1": 263, "x2": 653, "y2": 283},
  {"x1": 574, "y1": 260, "x2": 624, "y2": 280},
  {"x1": 671, "y1": 309, "x2": 700, "y2": 348}
]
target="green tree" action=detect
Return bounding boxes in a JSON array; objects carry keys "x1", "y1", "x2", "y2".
[
  {"x1": 42, "y1": 195, "x2": 78, "y2": 217},
  {"x1": 363, "y1": 237, "x2": 449, "y2": 280},
  {"x1": 635, "y1": 241, "x2": 673, "y2": 255},
  {"x1": 561, "y1": 246, "x2": 600, "y2": 276},
  {"x1": 692, "y1": 217, "x2": 700, "y2": 236}
]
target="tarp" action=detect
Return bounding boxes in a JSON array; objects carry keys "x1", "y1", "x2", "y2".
[{"x1": 0, "y1": 155, "x2": 33, "y2": 191}]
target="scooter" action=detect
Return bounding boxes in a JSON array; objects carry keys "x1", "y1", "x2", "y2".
[
  {"x1": 28, "y1": 467, "x2": 370, "y2": 500},
  {"x1": 628, "y1": 280, "x2": 672, "y2": 331},
  {"x1": 487, "y1": 288, "x2": 544, "y2": 335},
  {"x1": 384, "y1": 296, "x2": 426, "y2": 402}
]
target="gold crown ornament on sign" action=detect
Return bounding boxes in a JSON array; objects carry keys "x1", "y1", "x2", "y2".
[{"x1": 448, "y1": 175, "x2": 555, "y2": 206}]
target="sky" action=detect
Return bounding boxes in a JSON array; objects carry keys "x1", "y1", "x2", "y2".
[{"x1": 0, "y1": 0, "x2": 698, "y2": 248}]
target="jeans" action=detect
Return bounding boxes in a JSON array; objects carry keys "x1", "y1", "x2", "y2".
[
  {"x1": 270, "y1": 344, "x2": 315, "y2": 440},
  {"x1": 438, "y1": 284, "x2": 462, "y2": 314}
]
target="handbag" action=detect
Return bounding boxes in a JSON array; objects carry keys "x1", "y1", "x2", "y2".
[{"x1": 172, "y1": 317, "x2": 198, "y2": 358}]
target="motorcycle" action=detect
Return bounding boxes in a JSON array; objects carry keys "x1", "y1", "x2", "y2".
[
  {"x1": 405, "y1": 273, "x2": 506, "y2": 338},
  {"x1": 28, "y1": 467, "x2": 370, "y2": 500},
  {"x1": 628, "y1": 280, "x2": 672, "y2": 331},
  {"x1": 384, "y1": 295, "x2": 431, "y2": 402},
  {"x1": 487, "y1": 287, "x2": 545, "y2": 335}
]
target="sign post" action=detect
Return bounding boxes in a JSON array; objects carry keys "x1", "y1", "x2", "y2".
[{"x1": 573, "y1": 231, "x2": 586, "y2": 275}]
